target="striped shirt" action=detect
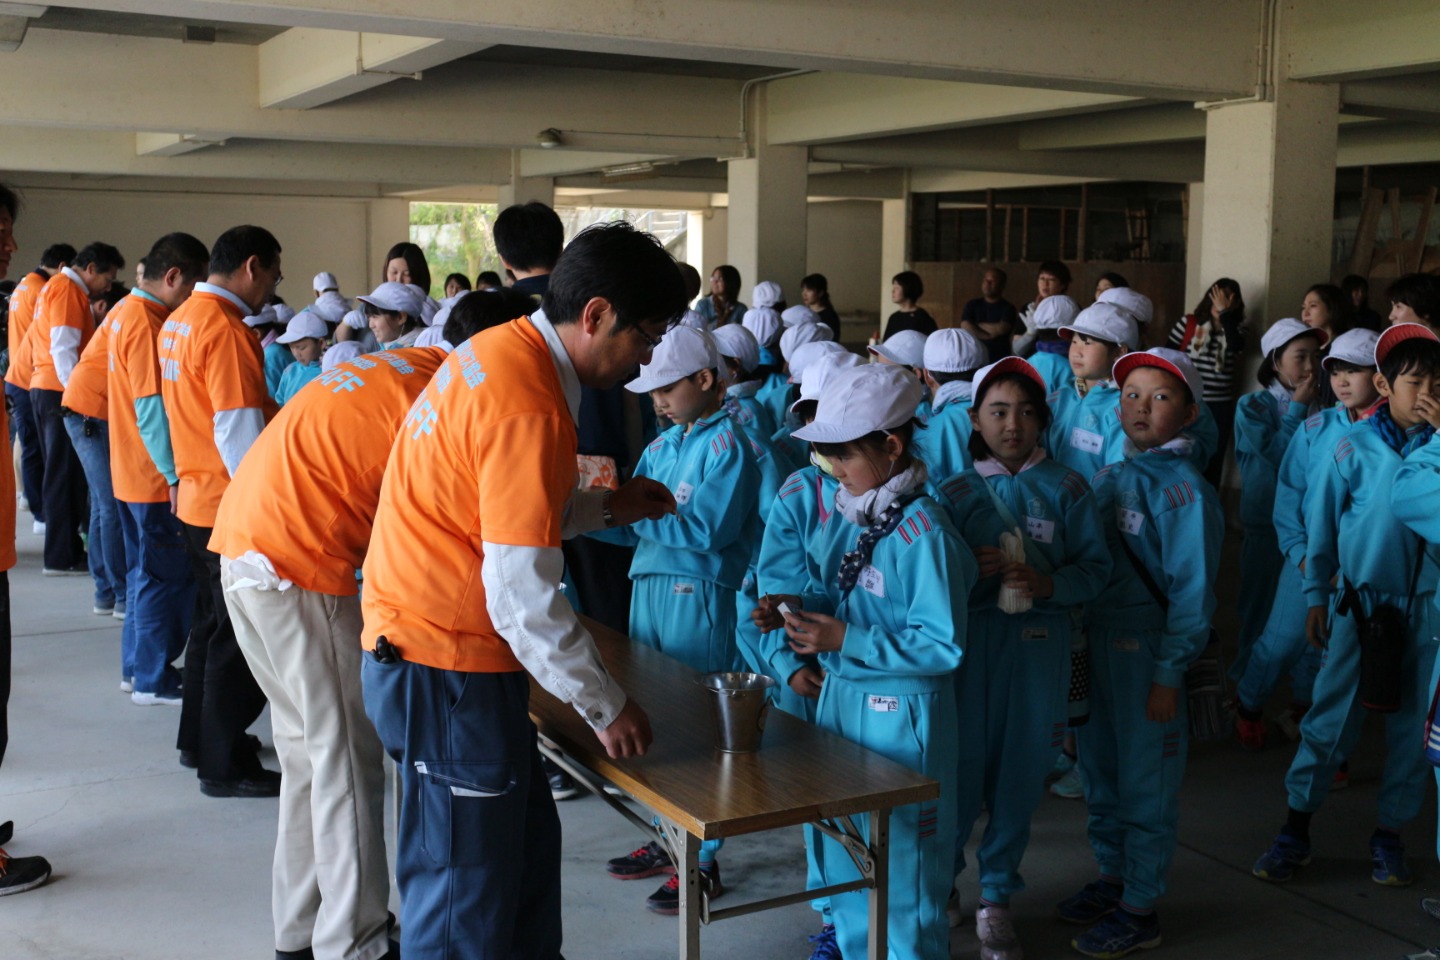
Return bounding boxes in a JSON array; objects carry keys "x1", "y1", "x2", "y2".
[{"x1": 1168, "y1": 311, "x2": 1245, "y2": 402}]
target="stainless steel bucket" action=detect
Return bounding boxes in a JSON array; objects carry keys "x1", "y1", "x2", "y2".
[{"x1": 699, "y1": 672, "x2": 777, "y2": 753}]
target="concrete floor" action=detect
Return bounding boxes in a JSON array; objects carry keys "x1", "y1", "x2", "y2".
[{"x1": 2, "y1": 508, "x2": 1439, "y2": 960}]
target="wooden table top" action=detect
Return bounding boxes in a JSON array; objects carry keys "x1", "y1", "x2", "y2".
[{"x1": 529, "y1": 617, "x2": 939, "y2": 841}]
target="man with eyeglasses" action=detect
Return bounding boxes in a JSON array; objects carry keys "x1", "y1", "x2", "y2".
[{"x1": 158, "y1": 224, "x2": 283, "y2": 798}]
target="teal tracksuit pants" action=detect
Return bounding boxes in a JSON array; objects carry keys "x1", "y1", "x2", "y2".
[
  {"x1": 734, "y1": 568, "x2": 815, "y2": 722},
  {"x1": 1231, "y1": 525, "x2": 1283, "y2": 682},
  {"x1": 953, "y1": 608, "x2": 1071, "y2": 905},
  {"x1": 1076, "y1": 625, "x2": 1188, "y2": 912},
  {"x1": 1285, "y1": 588, "x2": 1439, "y2": 828},
  {"x1": 1235, "y1": 559, "x2": 1320, "y2": 711},
  {"x1": 815, "y1": 675, "x2": 956, "y2": 960}
]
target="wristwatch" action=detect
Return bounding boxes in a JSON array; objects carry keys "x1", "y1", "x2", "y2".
[{"x1": 601, "y1": 490, "x2": 617, "y2": 528}]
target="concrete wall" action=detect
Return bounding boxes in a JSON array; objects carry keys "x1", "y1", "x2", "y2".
[
  {"x1": 806, "y1": 199, "x2": 882, "y2": 329},
  {"x1": 9, "y1": 185, "x2": 408, "y2": 300}
]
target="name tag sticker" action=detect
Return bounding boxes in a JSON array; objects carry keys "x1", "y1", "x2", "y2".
[
  {"x1": 673, "y1": 582, "x2": 695, "y2": 596},
  {"x1": 1118, "y1": 508, "x2": 1145, "y2": 535},
  {"x1": 1070, "y1": 428, "x2": 1103, "y2": 454},
  {"x1": 674, "y1": 481, "x2": 694, "y2": 505},
  {"x1": 858, "y1": 565, "x2": 885, "y2": 598},
  {"x1": 867, "y1": 695, "x2": 899, "y2": 713},
  {"x1": 1026, "y1": 515, "x2": 1055, "y2": 544},
  {"x1": 1112, "y1": 637, "x2": 1141, "y2": 653},
  {"x1": 1021, "y1": 628, "x2": 1049, "y2": 642}
]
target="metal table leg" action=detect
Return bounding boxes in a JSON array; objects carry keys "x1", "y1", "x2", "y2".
[
  {"x1": 657, "y1": 818, "x2": 703, "y2": 960},
  {"x1": 867, "y1": 809, "x2": 889, "y2": 960}
]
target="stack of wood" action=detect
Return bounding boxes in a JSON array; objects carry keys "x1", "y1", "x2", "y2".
[{"x1": 1349, "y1": 186, "x2": 1440, "y2": 279}]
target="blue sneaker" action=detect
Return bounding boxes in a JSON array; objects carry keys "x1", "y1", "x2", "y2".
[
  {"x1": 1072, "y1": 910, "x2": 1161, "y2": 959},
  {"x1": 1252, "y1": 830, "x2": 1310, "y2": 882},
  {"x1": 1056, "y1": 880, "x2": 1121, "y2": 924},
  {"x1": 1371, "y1": 833, "x2": 1413, "y2": 887},
  {"x1": 1050, "y1": 766, "x2": 1085, "y2": 799},
  {"x1": 807, "y1": 923, "x2": 840, "y2": 960}
]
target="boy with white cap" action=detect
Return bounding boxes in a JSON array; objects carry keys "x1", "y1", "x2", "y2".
[
  {"x1": 1253, "y1": 323, "x2": 1440, "y2": 891},
  {"x1": 869, "y1": 328, "x2": 932, "y2": 423},
  {"x1": 752, "y1": 279, "x2": 784, "y2": 312},
  {"x1": 1025, "y1": 293, "x2": 1081, "y2": 393},
  {"x1": 1059, "y1": 348, "x2": 1222, "y2": 958},
  {"x1": 310, "y1": 271, "x2": 351, "y2": 326},
  {"x1": 1233, "y1": 328, "x2": 1380, "y2": 751},
  {"x1": 772, "y1": 339, "x2": 849, "y2": 466},
  {"x1": 594, "y1": 324, "x2": 760, "y2": 912},
  {"x1": 1097, "y1": 286, "x2": 1154, "y2": 328},
  {"x1": 772, "y1": 363, "x2": 974, "y2": 960},
  {"x1": 782, "y1": 303, "x2": 817, "y2": 328},
  {"x1": 743, "y1": 306, "x2": 787, "y2": 425},
  {"x1": 913, "y1": 327, "x2": 986, "y2": 482},
  {"x1": 1046, "y1": 302, "x2": 1140, "y2": 480},
  {"x1": 713, "y1": 323, "x2": 779, "y2": 440},
  {"x1": 273, "y1": 310, "x2": 329, "y2": 405},
  {"x1": 1229, "y1": 319, "x2": 1327, "y2": 684},
  {"x1": 356, "y1": 281, "x2": 426, "y2": 351}
]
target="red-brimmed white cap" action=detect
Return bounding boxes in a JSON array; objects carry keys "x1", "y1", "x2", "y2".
[
  {"x1": 1112, "y1": 347, "x2": 1204, "y2": 400},
  {"x1": 1375, "y1": 322, "x2": 1440, "y2": 367}
]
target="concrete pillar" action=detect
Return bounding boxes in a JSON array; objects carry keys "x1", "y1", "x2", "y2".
[
  {"x1": 1196, "y1": 80, "x2": 1339, "y2": 331},
  {"x1": 878, "y1": 191, "x2": 909, "y2": 337},
  {"x1": 366, "y1": 197, "x2": 411, "y2": 288},
  {"x1": 727, "y1": 86, "x2": 808, "y2": 304},
  {"x1": 686, "y1": 207, "x2": 728, "y2": 280},
  {"x1": 1184, "y1": 182, "x2": 1205, "y2": 312},
  {"x1": 498, "y1": 150, "x2": 555, "y2": 210}
]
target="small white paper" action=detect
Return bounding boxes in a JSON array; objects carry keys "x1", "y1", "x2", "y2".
[
  {"x1": 1118, "y1": 507, "x2": 1145, "y2": 535},
  {"x1": 867, "y1": 695, "x2": 899, "y2": 713},
  {"x1": 1070, "y1": 428, "x2": 1103, "y2": 454},
  {"x1": 674, "y1": 481, "x2": 694, "y2": 505},
  {"x1": 858, "y1": 565, "x2": 885, "y2": 598},
  {"x1": 673, "y1": 582, "x2": 695, "y2": 595},
  {"x1": 1026, "y1": 515, "x2": 1055, "y2": 544}
]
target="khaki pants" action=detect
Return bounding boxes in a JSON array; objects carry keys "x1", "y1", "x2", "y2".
[{"x1": 223, "y1": 568, "x2": 390, "y2": 960}]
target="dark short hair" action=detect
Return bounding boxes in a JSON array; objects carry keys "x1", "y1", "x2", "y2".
[
  {"x1": 0, "y1": 182, "x2": 16, "y2": 220},
  {"x1": 966, "y1": 371, "x2": 1053, "y2": 463},
  {"x1": 494, "y1": 202, "x2": 564, "y2": 272},
  {"x1": 1387, "y1": 273, "x2": 1440, "y2": 323},
  {"x1": 1381, "y1": 337, "x2": 1440, "y2": 383},
  {"x1": 929, "y1": 368, "x2": 975, "y2": 385},
  {"x1": 1306, "y1": 283, "x2": 1355, "y2": 337},
  {"x1": 443, "y1": 288, "x2": 536, "y2": 345},
  {"x1": 712, "y1": 264, "x2": 742, "y2": 298},
  {"x1": 73, "y1": 242, "x2": 124, "y2": 274},
  {"x1": 985, "y1": 267, "x2": 1008, "y2": 288},
  {"x1": 1037, "y1": 260, "x2": 1071, "y2": 287},
  {"x1": 1327, "y1": 358, "x2": 1373, "y2": 374},
  {"x1": 542, "y1": 221, "x2": 687, "y2": 334},
  {"x1": 443, "y1": 272, "x2": 471, "y2": 293},
  {"x1": 892, "y1": 270, "x2": 924, "y2": 302},
  {"x1": 210, "y1": 225, "x2": 281, "y2": 277},
  {"x1": 1192, "y1": 277, "x2": 1244, "y2": 320},
  {"x1": 142, "y1": 232, "x2": 210, "y2": 284},
  {"x1": 382, "y1": 242, "x2": 430, "y2": 294},
  {"x1": 1097, "y1": 271, "x2": 1128, "y2": 289},
  {"x1": 1341, "y1": 274, "x2": 1369, "y2": 300},
  {"x1": 93, "y1": 281, "x2": 127, "y2": 310},
  {"x1": 475, "y1": 270, "x2": 503, "y2": 288},
  {"x1": 813, "y1": 420, "x2": 919, "y2": 460},
  {"x1": 677, "y1": 262, "x2": 702, "y2": 302},
  {"x1": 40, "y1": 243, "x2": 75, "y2": 269}
]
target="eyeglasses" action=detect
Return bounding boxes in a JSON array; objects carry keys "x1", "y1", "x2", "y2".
[{"x1": 634, "y1": 324, "x2": 663, "y2": 351}]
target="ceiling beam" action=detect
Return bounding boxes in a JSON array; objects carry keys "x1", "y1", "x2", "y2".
[
  {"x1": 1336, "y1": 122, "x2": 1440, "y2": 167},
  {"x1": 1341, "y1": 76, "x2": 1440, "y2": 124},
  {"x1": 258, "y1": 28, "x2": 490, "y2": 109},
  {"x1": 1288, "y1": 0, "x2": 1440, "y2": 82},
  {"x1": 53, "y1": 0, "x2": 1260, "y2": 99},
  {"x1": 135, "y1": 132, "x2": 227, "y2": 156}
]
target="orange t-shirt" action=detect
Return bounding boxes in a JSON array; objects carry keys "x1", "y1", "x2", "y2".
[
  {"x1": 210, "y1": 347, "x2": 446, "y2": 596},
  {"x1": 158, "y1": 289, "x2": 269, "y2": 528},
  {"x1": 361, "y1": 317, "x2": 578, "y2": 672},
  {"x1": 107, "y1": 293, "x2": 172, "y2": 504},
  {"x1": 27, "y1": 269, "x2": 93, "y2": 392},
  {"x1": 4, "y1": 270, "x2": 44, "y2": 391},
  {"x1": 60, "y1": 317, "x2": 111, "y2": 419}
]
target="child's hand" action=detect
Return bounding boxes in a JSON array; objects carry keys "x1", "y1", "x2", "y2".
[
  {"x1": 1414, "y1": 392, "x2": 1440, "y2": 430},
  {"x1": 785, "y1": 610, "x2": 846, "y2": 655},
  {"x1": 1291, "y1": 368, "x2": 1318, "y2": 407},
  {"x1": 609, "y1": 477, "x2": 677, "y2": 524},
  {"x1": 1001, "y1": 562, "x2": 1054, "y2": 600},
  {"x1": 788, "y1": 665, "x2": 825, "y2": 699},
  {"x1": 1305, "y1": 605, "x2": 1329, "y2": 650},
  {"x1": 1146, "y1": 683, "x2": 1179, "y2": 723},
  {"x1": 975, "y1": 545, "x2": 1007, "y2": 578},
  {"x1": 752, "y1": 595, "x2": 801, "y2": 633}
]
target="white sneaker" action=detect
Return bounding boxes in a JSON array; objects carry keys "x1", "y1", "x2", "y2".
[
  {"x1": 945, "y1": 888, "x2": 965, "y2": 928},
  {"x1": 976, "y1": 905, "x2": 1023, "y2": 960},
  {"x1": 31, "y1": 520, "x2": 45, "y2": 535},
  {"x1": 119, "y1": 677, "x2": 134, "y2": 694},
  {"x1": 1050, "y1": 765, "x2": 1085, "y2": 799},
  {"x1": 131, "y1": 689, "x2": 182, "y2": 707}
]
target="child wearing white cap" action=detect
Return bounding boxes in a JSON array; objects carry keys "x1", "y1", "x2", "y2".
[
  {"x1": 913, "y1": 328, "x2": 986, "y2": 482},
  {"x1": 256, "y1": 304, "x2": 297, "y2": 401},
  {"x1": 593, "y1": 324, "x2": 760, "y2": 911},
  {"x1": 273, "y1": 310, "x2": 329, "y2": 405},
  {"x1": 931, "y1": 356, "x2": 1110, "y2": 960},
  {"x1": 1229, "y1": 319, "x2": 1327, "y2": 687},
  {"x1": 742, "y1": 306, "x2": 788, "y2": 426},
  {"x1": 1026, "y1": 294, "x2": 1082, "y2": 394},
  {"x1": 310, "y1": 271, "x2": 352, "y2": 326},
  {"x1": 1061, "y1": 348, "x2": 1222, "y2": 958},
  {"x1": 762, "y1": 363, "x2": 975, "y2": 960},
  {"x1": 1233, "y1": 328, "x2": 1380, "y2": 752},
  {"x1": 1045, "y1": 302, "x2": 1140, "y2": 481},
  {"x1": 713, "y1": 324, "x2": 780, "y2": 441},
  {"x1": 770, "y1": 340, "x2": 849, "y2": 466},
  {"x1": 356, "y1": 282, "x2": 426, "y2": 351}
]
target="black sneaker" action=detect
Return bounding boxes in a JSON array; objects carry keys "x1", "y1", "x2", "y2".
[
  {"x1": 645, "y1": 862, "x2": 722, "y2": 915},
  {"x1": 606, "y1": 840, "x2": 675, "y2": 880},
  {"x1": 0, "y1": 848, "x2": 52, "y2": 896},
  {"x1": 544, "y1": 757, "x2": 581, "y2": 801},
  {"x1": 200, "y1": 769, "x2": 281, "y2": 798}
]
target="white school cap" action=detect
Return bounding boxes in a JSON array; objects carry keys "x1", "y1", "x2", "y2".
[
  {"x1": 752, "y1": 280, "x2": 784, "y2": 309},
  {"x1": 972, "y1": 356, "x2": 1046, "y2": 401},
  {"x1": 1321, "y1": 328, "x2": 1380, "y2": 371},
  {"x1": 244, "y1": 303, "x2": 277, "y2": 329},
  {"x1": 1097, "y1": 286, "x2": 1154, "y2": 325},
  {"x1": 429, "y1": 293, "x2": 466, "y2": 332},
  {"x1": 788, "y1": 340, "x2": 849, "y2": 385},
  {"x1": 868, "y1": 329, "x2": 927, "y2": 369},
  {"x1": 272, "y1": 303, "x2": 296, "y2": 326},
  {"x1": 1031, "y1": 294, "x2": 1080, "y2": 331},
  {"x1": 922, "y1": 328, "x2": 985, "y2": 374},
  {"x1": 780, "y1": 320, "x2": 835, "y2": 363},
  {"x1": 276, "y1": 310, "x2": 328, "y2": 344},
  {"x1": 409, "y1": 287, "x2": 440, "y2": 325},
  {"x1": 341, "y1": 307, "x2": 367, "y2": 331},
  {"x1": 414, "y1": 325, "x2": 451, "y2": 351},
  {"x1": 712, "y1": 324, "x2": 761, "y2": 374},
  {"x1": 742, "y1": 306, "x2": 782, "y2": 347},
  {"x1": 1112, "y1": 347, "x2": 1204, "y2": 401},
  {"x1": 1260, "y1": 317, "x2": 1328, "y2": 358},
  {"x1": 792, "y1": 364, "x2": 925, "y2": 445},
  {"x1": 678, "y1": 309, "x2": 707, "y2": 330},
  {"x1": 357, "y1": 281, "x2": 425, "y2": 319},
  {"x1": 781, "y1": 304, "x2": 816, "y2": 328},
  {"x1": 321, "y1": 341, "x2": 363, "y2": 372},
  {"x1": 1375, "y1": 322, "x2": 1440, "y2": 367},
  {"x1": 312, "y1": 271, "x2": 339, "y2": 294},
  {"x1": 310, "y1": 291, "x2": 350, "y2": 325},
  {"x1": 792, "y1": 351, "x2": 865, "y2": 412},
  {"x1": 1059, "y1": 302, "x2": 1140, "y2": 350},
  {"x1": 625, "y1": 325, "x2": 720, "y2": 394}
]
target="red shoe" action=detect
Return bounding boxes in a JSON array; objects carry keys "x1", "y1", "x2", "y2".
[
  {"x1": 1332, "y1": 767, "x2": 1350, "y2": 791},
  {"x1": 1237, "y1": 715, "x2": 1267, "y2": 751}
]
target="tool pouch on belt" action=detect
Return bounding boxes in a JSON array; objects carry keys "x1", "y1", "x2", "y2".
[
  {"x1": 1425, "y1": 673, "x2": 1440, "y2": 766},
  {"x1": 1339, "y1": 549, "x2": 1422, "y2": 715}
]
